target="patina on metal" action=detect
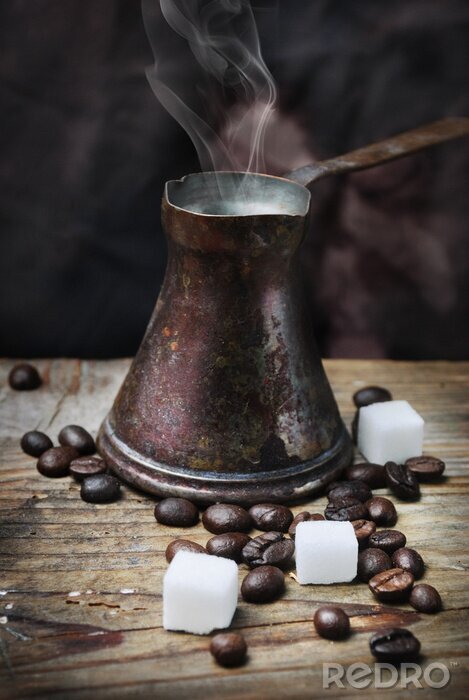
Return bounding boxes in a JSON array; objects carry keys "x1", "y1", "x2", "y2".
[
  {"x1": 99, "y1": 173, "x2": 351, "y2": 503},
  {"x1": 99, "y1": 117, "x2": 469, "y2": 505}
]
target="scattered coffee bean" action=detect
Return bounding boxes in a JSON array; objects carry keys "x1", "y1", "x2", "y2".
[
  {"x1": 248, "y1": 503, "x2": 293, "y2": 533},
  {"x1": 202, "y1": 504, "x2": 252, "y2": 534},
  {"x1": 353, "y1": 385, "x2": 392, "y2": 408},
  {"x1": 368, "y1": 529, "x2": 407, "y2": 554},
  {"x1": 37, "y1": 446, "x2": 79, "y2": 477},
  {"x1": 357, "y1": 548, "x2": 392, "y2": 582},
  {"x1": 210, "y1": 632, "x2": 247, "y2": 667},
  {"x1": 165, "y1": 539, "x2": 206, "y2": 563},
  {"x1": 21, "y1": 430, "x2": 53, "y2": 457},
  {"x1": 370, "y1": 628, "x2": 420, "y2": 662},
  {"x1": 405, "y1": 455, "x2": 445, "y2": 481},
  {"x1": 351, "y1": 411, "x2": 359, "y2": 444},
  {"x1": 8, "y1": 363, "x2": 42, "y2": 391},
  {"x1": 70, "y1": 456, "x2": 107, "y2": 481},
  {"x1": 242, "y1": 532, "x2": 295, "y2": 570},
  {"x1": 352, "y1": 519, "x2": 376, "y2": 548},
  {"x1": 313, "y1": 606, "x2": 350, "y2": 640},
  {"x1": 206, "y1": 532, "x2": 251, "y2": 563},
  {"x1": 368, "y1": 567, "x2": 414, "y2": 602},
  {"x1": 241, "y1": 565, "x2": 285, "y2": 603},
  {"x1": 325, "y1": 480, "x2": 344, "y2": 494},
  {"x1": 346, "y1": 462, "x2": 386, "y2": 489},
  {"x1": 288, "y1": 512, "x2": 324, "y2": 539},
  {"x1": 324, "y1": 497, "x2": 368, "y2": 522},
  {"x1": 155, "y1": 498, "x2": 199, "y2": 527},
  {"x1": 58, "y1": 425, "x2": 95, "y2": 456},
  {"x1": 80, "y1": 474, "x2": 121, "y2": 503},
  {"x1": 409, "y1": 584, "x2": 442, "y2": 613},
  {"x1": 392, "y1": 547, "x2": 424, "y2": 579},
  {"x1": 366, "y1": 497, "x2": 397, "y2": 526},
  {"x1": 385, "y1": 461, "x2": 420, "y2": 500},
  {"x1": 327, "y1": 480, "x2": 372, "y2": 503}
]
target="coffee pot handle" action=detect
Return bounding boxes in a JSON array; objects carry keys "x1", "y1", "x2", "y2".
[{"x1": 285, "y1": 117, "x2": 469, "y2": 188}]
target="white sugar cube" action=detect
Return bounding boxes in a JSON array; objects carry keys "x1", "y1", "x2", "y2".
[
  {"x1": 295, "y1": 521, "x2": 358, "y2": 584},
  {"x1": 163, "y1": 550, "x2": 238, "y2": 635},
  {"x1": 358, "y1": 399, "x2": 424, "y2": 464}
]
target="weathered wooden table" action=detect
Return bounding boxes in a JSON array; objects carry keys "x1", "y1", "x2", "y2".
[{"x1": 0, "y1": 359, "x2": 468, "y2": 699}]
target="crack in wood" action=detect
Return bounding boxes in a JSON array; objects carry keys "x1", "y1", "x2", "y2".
[
  {"x1": 2, "y1": 626, "x2": 31, "y2": 641},
  {"x1": 44, "y1": 392, "x2": 69, "y2": 432},
  {"x1": 0, "y1": 637, "x2": 15, "y2": 678}
]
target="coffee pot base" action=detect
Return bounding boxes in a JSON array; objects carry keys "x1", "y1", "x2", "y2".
[{"x1": 98, "y1": 418, "x2": 353, "y2": 506}]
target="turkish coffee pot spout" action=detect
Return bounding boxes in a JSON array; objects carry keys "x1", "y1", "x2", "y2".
[{"x1": 98, "y1": 117, "x2": 469, "y2": 505}]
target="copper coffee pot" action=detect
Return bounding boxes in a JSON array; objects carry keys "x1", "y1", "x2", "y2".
[{"x1": 98, "y1": 118, "x2": 469, "y2": 504}]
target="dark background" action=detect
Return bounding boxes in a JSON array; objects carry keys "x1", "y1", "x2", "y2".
[{"x1": 1, "y1": 0, "x2": 468, "y2": 360}]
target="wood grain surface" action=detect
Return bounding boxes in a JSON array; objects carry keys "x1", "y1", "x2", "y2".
[{"x1": 0, "y1": 359, "x2": 468, "y2": 699}]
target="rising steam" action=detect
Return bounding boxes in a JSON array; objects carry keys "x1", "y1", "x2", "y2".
[{"x1": 142, "y1": 0, "x2": 277, "y2": 175}]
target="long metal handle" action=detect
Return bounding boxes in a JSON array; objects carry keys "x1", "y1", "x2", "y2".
[{"x1": 285, "y1": 117, "x2": 469, "y2": 188}]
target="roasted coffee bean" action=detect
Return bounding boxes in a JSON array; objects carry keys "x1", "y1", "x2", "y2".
[
  {"x1": 206, "y1": 532, "x2": 251, "y2": 563},
  {"x1": 353, "y1": 385, "x2": 392, "y2": 408},
  {"x1": 366, "y1": 497, "x2": 397, "y2": 526},
  {"x1": 352, "y1": 519, "x2": 376, "y2": 548},
  {"x1": 351, "y1": 411, "x2": 359, "y2": 444},
  {"x1": 165, "y1": 539, "x2": 206, "y2": 563},
  {"x1": 368, "y1": 567, "x2": 414, "y2": 602},
  {"x1": 241, "y1": 565, "x2": 285, "y2": 603},
  {"x1": 327, "y1": 480, "x2": 372, "y2": 503},
  {"x1": 80, "y1": 474, "x2": 121, "y2": 503},
  {"x1": 368, "y1": 529, "x2": 407, "y2": 554},
  {"x1": 155, "y1": 498, "x2": 199, "y2": 527},
  {"x1": 385, "y1": 461, "x2": 420, "y2": 500},
  {"x1": 248, "y1": 503, "x2": 293, "y2": 533},
  {"x1": 357, "y1": 548, "x2": 392, "y2": 582},
  {"x1": 370, "y1": 628, "x2": 420, "y2": 662},
  {"x1": 324, "y1": 497, "x2": 368, "y2": 522},
  {"x1": 288, "y1": 512, "x2": 324, "y2": 539},
  {"x1": 313, "y1": 606, "x2": 350, "y2": 640},
  {"x1": 346, "y1": 462, "x2": 386, "y2": 489},
  {"x1": 8, "y1": 363, "x2": 42, "y2": 391},
  {"x1": 202, "y1": 504, "x2": 252, "y2": 534},
  {"x1": 405, "y1": 455, "x2": 445, "y2": 481},
  {"x1": 58, "y1": 425, "x2": 95, "y2": 456},
  {"x1": 20, "y1": 430, "x2": 53, "y2": 457},
  {"x1": 70, "y1": 456, "x2": 107, "y2": 481},
  {"x1": 409, "y1": 584, "x2": 442, "y2": 613},
  {"x1": 210, "y1": 632, "x2": 247, "y2": 667},
  {"x1": 37, "y1": 446, "x2": 79, "y2": 478},
  {"x1": 242, "y1": 532, "x2": 294, "y2": 570},
  {"x1": 392, "y1": 547, "x2": 425, "y2": 579},
  {"x1": 325, "y1": 480, "x2": 344, "y2": 494}
]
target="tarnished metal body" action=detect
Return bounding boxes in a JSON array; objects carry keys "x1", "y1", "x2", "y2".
[{"x1": 99, "y1": 173, "x2": 352, "y2": 504}]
